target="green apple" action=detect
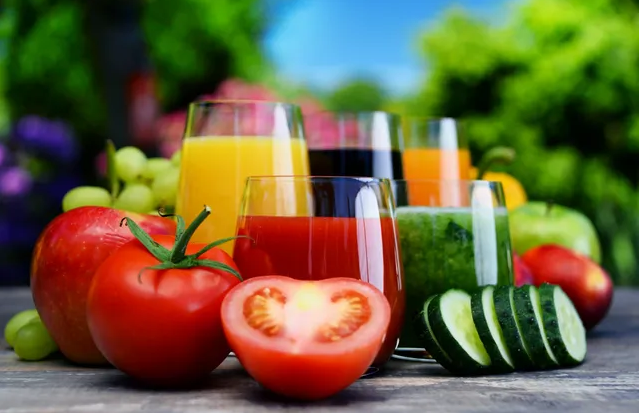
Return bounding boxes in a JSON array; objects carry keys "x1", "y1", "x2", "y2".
[{"x1": 509, "y1": 201, "x2": 601, "y2": 263}]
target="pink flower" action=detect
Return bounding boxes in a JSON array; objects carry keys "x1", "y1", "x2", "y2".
[
  {"x1": 156, "y1": 111, "x2": 187, "y2": 158},
  {"x1": 199, "y1": 78, "x2": 280, "y2": 102},
  {"x1": 95, "y1": 151, "x2": 107, "y2": 177}
]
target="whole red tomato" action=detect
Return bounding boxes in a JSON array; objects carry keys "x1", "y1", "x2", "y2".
[
  {"x1": 86, "y1": 206, "x2": 242, "y2": 385},
  {"x1": 221, "y1": 275, "x2": 391, "y2": 400},
  {"x1": 31, "y1": 206, "x2": 176, "y2": 365}
]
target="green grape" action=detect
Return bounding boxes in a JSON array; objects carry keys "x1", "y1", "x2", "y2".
[
  {"x1": 62, "y1": 186, "x2": 112, "y2": 212},
  {"x1": 146, "y1": 209, "x2": 161, "y2": 216},
  {"x1": 141, "y1": 158, "x2": 173, "y2": 183},
  {"x1": 151, "y1": 167, "x2": 180, "y2": 207},
  {"x1": 115, "y1": 146, "x2": 147, "y2": 183},
  {"x1": 113, "y1": 183, "x2": 157, "y2": 213},
  {"x1": 170, "y1": 150, "x2": 181, "y2": 166},
  {"x1": 13, "y1": 318, "x2": 58, "y2": 361},
  {"x1": 4, "y1": 309, "x2": 39, "y2": 348}
]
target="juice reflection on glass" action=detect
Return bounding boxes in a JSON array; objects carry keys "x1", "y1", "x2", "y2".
[
  {"x1": 233, "y1": 177, "x2": 405, "y2": 370},
  {"x1": 175, "y1": 101, "x2": 309, "y2": 254},
  {"x1": 402, "y1": 118, "x2": 472, "y2": 206}
]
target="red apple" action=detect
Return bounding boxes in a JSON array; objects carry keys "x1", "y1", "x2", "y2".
[
  {"x1": 30, "y1": 206, "x2": 176, "y2": 365},
  {"x1": 513, "y1": 253, "x2": 534, "y2": 286},
  {"x1": 521, "y1": 244, "x2": 613, "y2": 331}
]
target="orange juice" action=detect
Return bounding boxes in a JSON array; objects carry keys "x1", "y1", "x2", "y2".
[
  {"x1": 176, "y1": 136, "x2": 309, "y2": 253},
  {"x1": 402, "y1": 148, "x2": 472, "y2": 206}
]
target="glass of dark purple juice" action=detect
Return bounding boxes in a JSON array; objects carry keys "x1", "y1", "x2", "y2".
[{"x1": 305, "y1": 111, "x2": 407, "y2": 206}]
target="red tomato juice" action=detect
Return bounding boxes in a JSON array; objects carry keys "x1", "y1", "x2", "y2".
[{"x1": 232, "y1": 215, "x2": 405, "y2": 367}]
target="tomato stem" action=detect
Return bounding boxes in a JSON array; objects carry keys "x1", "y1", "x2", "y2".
[
  {"x1": 476, "y1": 146, "x2": 516, "y2": 180},
  {"x1": 123, "y1": 205, "x2": 245, "y2": 283},
  {"x1": 545, "y1": 200, "x2": 554, "y2": 217},
  {"x1": 169, "y1": 205, "x2": 211, "y2": 262},
  {"x1": 121, "y1": 217, "x2": 171, "y2": 262},
  {"x1": 155, "y1": 208, "x2": 186, "y2": 239}
]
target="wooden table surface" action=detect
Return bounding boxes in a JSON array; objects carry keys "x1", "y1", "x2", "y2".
[{"x1": 1, "y1": 287, "x2": 638, "y2": 413}]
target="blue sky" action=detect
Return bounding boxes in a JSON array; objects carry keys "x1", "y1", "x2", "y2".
[{"x1": 263, "y1": 0, "x2": 510, "y2": 96}]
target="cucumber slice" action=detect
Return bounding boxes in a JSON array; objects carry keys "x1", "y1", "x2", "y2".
[
  {"x1": 538, "y1": 284, "x2": 587, "y2": 366},
  {"x1": 415, "y1": 296, "x2": 458, "y2": 372},
  {"x1": 428, "y1": 289, "x2": 491, "y2": 375},
  {"x1": 470, "y1": 286, "x2": 514, "y2": 373},
  {"x1": 513, "y1": 285, "x2": 559, "y2": 369},
  {"x1": 493, "y1": 286, "x2": 534, "y2": 370}
]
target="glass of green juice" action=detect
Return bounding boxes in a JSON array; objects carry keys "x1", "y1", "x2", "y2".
[{"x1": 391, "y1": 179, "x2": 514, "y2": 362}]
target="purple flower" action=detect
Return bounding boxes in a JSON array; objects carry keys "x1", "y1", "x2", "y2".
[
  {"x1": 0, "y1": 142, "x2": 8, "y2": 167},
  {"x1": 12, "y1": 116, "x2": 78, "y2": 162},
  {"x1": 0, "y1": 167, "x2": 33, "y2": 197},
  {"x1": 0, "y1": 218, "x2": 39, "y2": 245},
  {"x1": 35, "y1": 174, "x2": 83, "y2": 203}
]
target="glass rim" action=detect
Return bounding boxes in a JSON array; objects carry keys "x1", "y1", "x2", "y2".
[
  {"x1": 304, "y1": 109, "x2": 402, "y2": 119},
  {"x1": 245, "y1": 175, "x2": 393, "y2": 184},
  {"x1": 401, "y1": 116, "x2": 464, "y2": 124},
  {"x1": 188, "y1": 99, "x2": 302, "y2": 110},
  {"x1": 392, "y1": 178, "x2": 503, "y2": 186}
]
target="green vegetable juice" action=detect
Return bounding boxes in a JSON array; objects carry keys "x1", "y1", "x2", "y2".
[{"x1": 396, "y1": 206, "x2": 514, "y2": 348}]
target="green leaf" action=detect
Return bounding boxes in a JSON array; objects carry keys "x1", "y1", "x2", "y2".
[
  {"x1": 194, "y1": 258, "x2": 243, "y2": 281},
  {"x1": 106, "y1": 139, "x2": 120, "y2": 199}
]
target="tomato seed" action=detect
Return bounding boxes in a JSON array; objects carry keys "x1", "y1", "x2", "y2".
[
  {"x1": 244, "y1": 287, "x2": 287, "y2": 337},
  {"x1": 315, "y1": 291, "x2": 372, "y2": 342}
]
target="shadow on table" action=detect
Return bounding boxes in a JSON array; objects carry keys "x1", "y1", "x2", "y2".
[
  {"x1": 97, "y1": 366, "x2": 252, "y2": 393},
  {"x1": 245, "y1": 386, "x2": 387, "y2": 407}
]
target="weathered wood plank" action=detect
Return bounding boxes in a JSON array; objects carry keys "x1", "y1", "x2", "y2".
[{"x1": 1, "y1": 288, "x2": 638, "y2": 412}]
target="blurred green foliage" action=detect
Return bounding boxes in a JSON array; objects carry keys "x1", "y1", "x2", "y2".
[
  {"x1": 141, "y1": 0, "x2": 268, "y2": 111},
  {"x1": 325, "y1": 78, "x2": 387, "y2": 112},
  {"x1": 396, "y1": 0, "x2": 639, "y2": 285},
  {"x1": 4, "y1": 0, "x2": 106, "y2": 137},
  {"x1": 0, "y1": 9, "x2": 10, "y2": 134},
  {"x1": 3, "y1": 0, "x2": 268, "y2": 136}
]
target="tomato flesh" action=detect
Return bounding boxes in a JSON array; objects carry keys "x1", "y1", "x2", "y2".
[
  {"x1": 221, "y1": 276, "x2": 391, "y2": 400},
  {"x1": 243, "y1": 284, "x2": 372, "y2": 344}
]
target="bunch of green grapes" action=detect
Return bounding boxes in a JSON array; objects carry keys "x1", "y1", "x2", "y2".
[
  {"x1": 61, "y1": 146, "x2": 182, "y2": 215},
  {"x1": 3, "y1": 309, "x2": 58, "y2": 361}
]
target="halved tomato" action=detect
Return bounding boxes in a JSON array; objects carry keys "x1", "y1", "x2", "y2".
[{"x1": 221, "y1": 276, "x2": 391, "y2": 400}]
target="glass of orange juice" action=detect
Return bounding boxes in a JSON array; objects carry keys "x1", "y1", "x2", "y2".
[
  {"x1": 402, "y1": 117, "x2": 472, "y2": 206},
  {"x1": 175, "y1": 100, "x2": 310, "y2": 254}
]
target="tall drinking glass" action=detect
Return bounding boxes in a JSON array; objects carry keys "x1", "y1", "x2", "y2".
[
  {"x1": 175, "y1": 100, "x2": 310, "y2": 254},
  {"x1": 391, "y1": 179, "x2": 514, "y2": 362},
  {"x1": 402, "y1": 118, "x2": 472, "y2": 206},
  {"x1": 306, "y1": 111, "x2": 404, "y2": 177},
  {"x1": 306, "y1": 111, "x2": 407, "y2": 204},
  {"x1": 232, "y1": 176, "x2": 405, "y2": 373}
]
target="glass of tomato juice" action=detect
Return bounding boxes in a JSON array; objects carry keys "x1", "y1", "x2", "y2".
[
  {"x1": 232, "y1": 176, "x2": 406, "y2": 373},
  {"x1": 175, "y1": 100, "x2": 310, "y2": 255}
]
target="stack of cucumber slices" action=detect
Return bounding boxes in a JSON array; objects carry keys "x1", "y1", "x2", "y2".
[{"x1": 417, "y1": 283, "x2": 587, "y2": 375}]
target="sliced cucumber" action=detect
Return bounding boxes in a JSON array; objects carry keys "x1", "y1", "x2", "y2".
[
  {"x1": 415, "y1": 296, "x2": 458, "y2": 372},
  {"x1": 530, "y1": 286, "x2": 560, "y2": 368},
  {"x1": 493, "y1": 286, "x2": 534, "y2": 370},
  {"x1": 428, "y1": 289, "x2": 491, "y2": 375},
  {"x1": 470, "y1": 286, "x2": 514, "y2": 373},
  {"x1": 538, "y1": 284, "x2": 587, "y2": 366},
  {"x1": 513, "y1": 285, "x2": 559, "y2": 369}
]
